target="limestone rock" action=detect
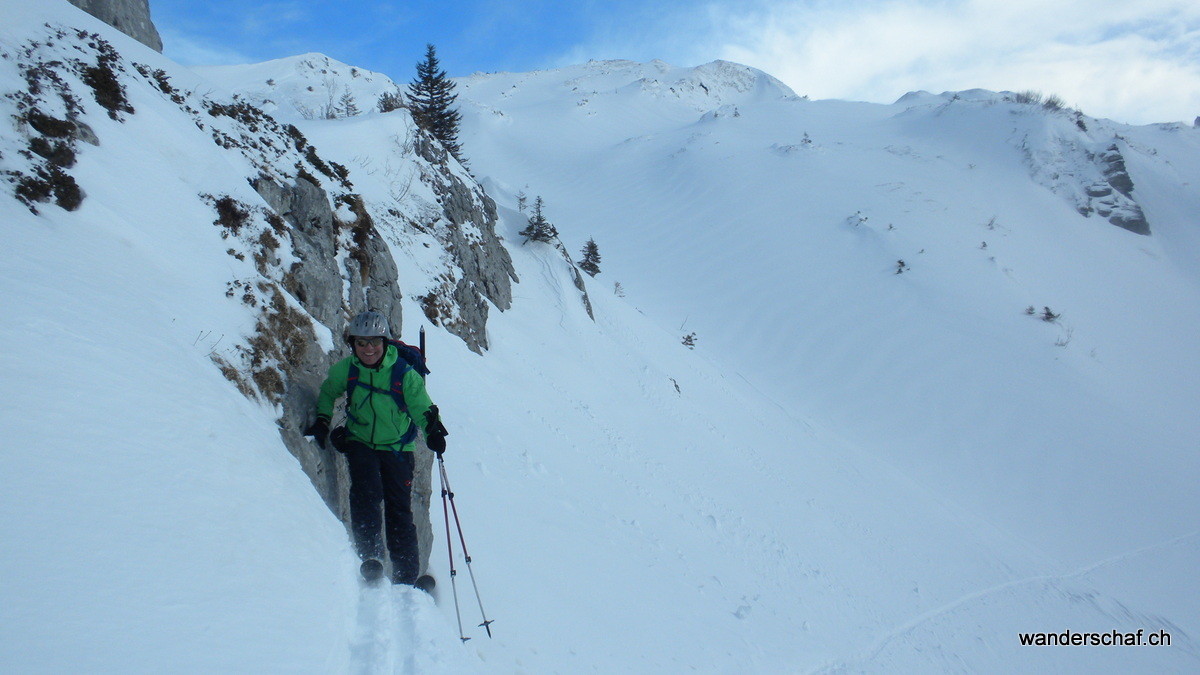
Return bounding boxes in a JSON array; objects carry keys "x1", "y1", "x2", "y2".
[
  {"x1": 67, "y1": 0, "x2": 163, "y2": 53},
  {"x1": 413, "y1": 132, "x2": 517, "y2": 352}
]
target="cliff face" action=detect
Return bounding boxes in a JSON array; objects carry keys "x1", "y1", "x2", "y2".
[
  {"x1": 67, "y1": 0, "x2": 163, "y2": 52},
  {"x1": 192, "y1": 53, "x2": 520, "y2": 355}
]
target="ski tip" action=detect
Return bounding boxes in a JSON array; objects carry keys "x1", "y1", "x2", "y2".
[
  {"x1": 414, "y1": 574, "x2": 438, "y2": 602},
  {"x1": 360, "y1": 558, "x2": 385, "y2": 582}
]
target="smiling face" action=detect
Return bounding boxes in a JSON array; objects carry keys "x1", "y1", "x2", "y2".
[{"x1": 353, "y1": 336, "x2": 385, "y2": 368}]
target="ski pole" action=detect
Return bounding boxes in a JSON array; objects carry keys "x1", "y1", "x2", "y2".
[
  {"x1": 439, "y1": 461, "x2": 469, "y2": 642},
  {"x1": 437, "y1": 455, "x2": 494, "y2": 637},
  {"x1": 423, "y1": 326, "x2": 492, "y2": 638},
  {"x1": 423, "y1": 325, "x2": 471, "y2": 640}
]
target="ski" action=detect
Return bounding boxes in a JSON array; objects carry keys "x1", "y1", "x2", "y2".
[
  {"x1": 360, "y1": 558, "x2": 385, "y2": 582},
  {"x1": 415, "y1": 574, "x2": 436, "y2": 592}
]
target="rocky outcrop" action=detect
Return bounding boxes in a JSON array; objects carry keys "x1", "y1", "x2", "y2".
[
  {"x1": 248, "y1": 127, "x2": 518, "y2": 583},
  {"x1": 188, "y1": 55, "x2": 518, "y2": 353},
  {"x1": 413, "y1": 133, "x2": 517, "y2": 352},
  {"x1": 213, "y1": 101, "x2": 519, "y2": 581},
  {"x1": 1022, "y1": 128, "x2": 1151, "y2": 236},
  {"x1": 1089, "y1": 144, "x2": 1149, "y2": 235},
  {"x1": 267, "y1": 174, "x2": 441, "y2": 578},
  {"x1": 569, "y1": 265, "x2": 595, "y2": 320},
  {"x1": 67, "y1": 0, "x2": 163, "y2": 53},
  {"x1": 255, "y1": 170, "x2": 435, "y2": 580}
]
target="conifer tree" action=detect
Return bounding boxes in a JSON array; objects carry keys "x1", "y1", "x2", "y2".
[
  {"x1": 579, "y1": 238, "x2": 602, "y2": 276},
  {"x1": 408, "y1": 44, "x2": 463, "y2": 160},
  {"x1": 519, "y1": 196, "x2": 558, "y2": 243},
  {"x1": 338, "y1": 88, "x2": 359, "y2": 117},
  {"x1": 377, "y1": 88, "x2": 404, "y2": 113}
]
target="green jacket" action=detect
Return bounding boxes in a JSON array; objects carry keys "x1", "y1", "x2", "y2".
[{"x1": 316, "y1": 344, "x2": 435, "y2": 452}]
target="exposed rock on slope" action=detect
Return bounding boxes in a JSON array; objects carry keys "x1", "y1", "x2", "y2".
[{"x1": 67, "y1": 0, "x2": 162, "y2": 52}]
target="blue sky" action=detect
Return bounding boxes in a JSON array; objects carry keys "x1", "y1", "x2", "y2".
[{"x1": 150, "y1": 0, "x2": 1200, "y2": 125}]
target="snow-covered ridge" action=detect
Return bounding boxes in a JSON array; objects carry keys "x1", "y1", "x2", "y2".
[
  {"x1": 895, "y1": 88, "x2": 1046, "y2": 107},
  {"x1": 459, "y1": 58, "x2": 797, "y2": 115},
  {"x1": 195, "y1": 52, "x2": 404, "y2": 121}
]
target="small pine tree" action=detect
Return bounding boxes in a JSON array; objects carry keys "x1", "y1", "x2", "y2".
[
  {"x1": 408, "y1": 44, "x2": 463, "y2": 160},
  {"x1": 578, "y1": 238, "x2": 602, "y2": 277},
  {"x1": 614, "y1": 281, "x2": 625, "y2": 297},
  {"x1": 516, "y1": 190, "x2": 527, "y2": 213},
  {"x1": 682, "y1": 332, "x2": 698, "y2": 349},
  {"x1": 339, "y1": 88, "x2": 360, "y2": 117},
  {"x1": 519, "y1": 196, "x2": 558, "y2": 243}
]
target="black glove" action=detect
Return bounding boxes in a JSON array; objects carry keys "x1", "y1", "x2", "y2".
[
  {"x1": 329, "y1": 426, "x2": 350, "y2": 454},
  {"x1": 303, "y1": 418, "x2": 330, "y2": 449},
  {"x1": 427, "y1": 431, "x2": 447, "y2": 455},
  {"x1": 425, "y1": 406, "x2": 448, "y2": 455}
]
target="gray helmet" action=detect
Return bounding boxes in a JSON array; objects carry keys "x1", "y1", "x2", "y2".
[{"x1": 348, "y1": 310, "x2": 391, "y2": 339}]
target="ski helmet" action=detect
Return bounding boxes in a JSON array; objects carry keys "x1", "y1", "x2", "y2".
[{"x1": 348, "y1": 310, "x2": 390, "y2": 339}]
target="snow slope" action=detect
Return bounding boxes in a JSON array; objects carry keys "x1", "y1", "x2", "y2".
[
  {"x1": 454, "y1": 60, "x2": 1200, "y2": 668},
  {"x1": 456, "y1": 59, "x2": 1200, "y2": 555},
  {"x1": 2, "y1": 2, "x2": 1198, "y2": 673}
]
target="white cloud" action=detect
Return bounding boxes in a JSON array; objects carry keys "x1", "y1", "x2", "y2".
[
  {"x1": 705, "y1": 0, "x2": 1200, "y2": 124},
  {"x1": 565, "y1": 0, "x2": 1200, "y2": 124}
]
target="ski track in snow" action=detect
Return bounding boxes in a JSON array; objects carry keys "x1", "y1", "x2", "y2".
[
  {"x1": 817, "y1": 530, "x2": 1200, "y2": 673},
  {"x1": 348, "y1": 581, "x2": 481, "y2": 674},
  {"x1": 350, "y1": 582, "x2": 401, "y2": 674}
]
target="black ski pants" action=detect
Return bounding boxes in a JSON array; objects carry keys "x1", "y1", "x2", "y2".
[{"x1": 344, "y1": 441, "x2": 418, "y2": 584}]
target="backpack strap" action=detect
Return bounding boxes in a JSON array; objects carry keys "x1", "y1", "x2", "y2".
[
  {"x1": 387, "y1": 359, "x2": 413, "y2": 413},
  {"x1": 343, "y1": 344, "x2": 419, "y2": 424},
  {"x1": 391, "y1": 357, "x2": 420, "y2": 446},
  {"x1": 345, "y1": 362, "x2": 364, "y2": 424}
]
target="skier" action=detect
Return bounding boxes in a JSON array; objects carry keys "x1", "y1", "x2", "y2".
[{"x1": 303, "y1": 310, "x2": 447, "y2": 586}]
